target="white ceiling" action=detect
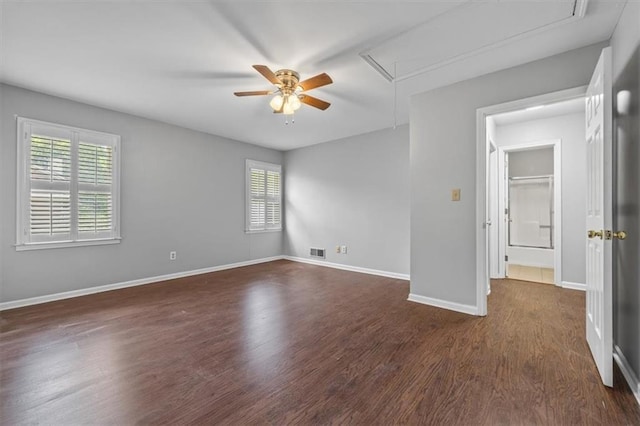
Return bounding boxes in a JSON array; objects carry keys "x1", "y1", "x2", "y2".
[
  {"x1": 0, "y1": 1, "x2": 626, "y2": 151},
  {"x1": 491, "y1": 97, "x2": 586, "y2": 126}
]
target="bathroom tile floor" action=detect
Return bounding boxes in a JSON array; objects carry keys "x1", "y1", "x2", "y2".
[{"x1": 507, "y1": 264, "x2": 555, "y2": 284}]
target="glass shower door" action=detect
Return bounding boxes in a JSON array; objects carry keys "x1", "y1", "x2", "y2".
[{"x1": 508, "y1": 176, "x2": 554, "y2": 249}]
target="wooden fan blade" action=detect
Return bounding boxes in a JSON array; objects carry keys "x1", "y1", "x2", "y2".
[
  {"x1": 234, "y1": 90, "x2": 272, "y2": 96},
  {"x1": 253, "y1": 65, "x2": 281, "y2": 85},
  {"x1": 298, "y1": 73, "x2": 332, "y2": 91},
  {"x1": 300, "y1": 94, "x2": 331, "y2": 110}
]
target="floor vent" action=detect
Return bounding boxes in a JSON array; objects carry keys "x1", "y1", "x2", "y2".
[{"x1": 310, "y1": 248, "x2": 325, "y2": 259}]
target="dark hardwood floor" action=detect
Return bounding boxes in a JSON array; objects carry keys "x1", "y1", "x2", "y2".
[{"x1": 1, "y1": 260, "x2": 639, "y2": 425}]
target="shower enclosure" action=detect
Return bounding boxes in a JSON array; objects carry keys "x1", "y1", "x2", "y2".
[{"x1": 508, "y1": 175, "x2": 554, "y2": 249}]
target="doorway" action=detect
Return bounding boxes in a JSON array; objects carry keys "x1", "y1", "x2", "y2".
[
  {"x1": 475, "y1": 86, "x2": 587, "y2": 316},
  {"x1": 476, "y1": 48, "x2": 618, "y2": 389},
  {"x1": 490, "y1": 140, "x2": 562, "y2": 286}
]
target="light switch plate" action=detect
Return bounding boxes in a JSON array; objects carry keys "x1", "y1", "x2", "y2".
[{"x1": 452, "y1": 189, "x2": 461, "y2": 201}]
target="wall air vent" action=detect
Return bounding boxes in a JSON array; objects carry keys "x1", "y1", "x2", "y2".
[{"x1": 310, "y1": 248, "x2": 326, "y2": 259}]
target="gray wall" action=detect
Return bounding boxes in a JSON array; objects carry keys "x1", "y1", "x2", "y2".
[
  {"x1": 611, "y1": 1, "x2": 640, "y2": 392},
  {"x1": 284, "y1": 125, "x2": 410, "y2": 276},
  {"x1": 496, "y1": 113, "x2": 586, "y2": 284},
  {"x1": 508, "y1": 147, "x2": 554, "y2": 177},
  {"x1": 410, "y1": 42, "x2": 606, "y2": 307},
  {"x1": 0, "y1": 84, "x2": 283, "y2": 303}
]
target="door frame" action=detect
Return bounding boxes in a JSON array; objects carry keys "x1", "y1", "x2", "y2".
[
  {"x1": 497, "y1": 140, "x2": 562, "y2": 286},
  {"x1": 475, "y1": 85, "x2": 586, "y2": 316},
  {"x1": 488, "y1": 138, "x2": 498, "y2": 285}
]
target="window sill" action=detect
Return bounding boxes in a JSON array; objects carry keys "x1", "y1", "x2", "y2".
[
  {"x1": 15, "y1": 238, "x2": 122, "y2": 252},
  {"x1": 245, "y1": 229, "x2": 282, "y2": 234}
]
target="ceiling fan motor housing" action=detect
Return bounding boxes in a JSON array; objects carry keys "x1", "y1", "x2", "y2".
[{"x1": 276, "y1": 69, "x2": 300, "y2": 94}]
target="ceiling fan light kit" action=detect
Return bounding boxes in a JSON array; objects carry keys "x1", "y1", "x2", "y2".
[{"x1": 234, "y1": 65, "x2": 332, "y2": 124}]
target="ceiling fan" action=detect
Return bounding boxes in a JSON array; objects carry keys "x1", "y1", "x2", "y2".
[{"x1": 234, "y1": 65, "x2": 333, "y2": 117}]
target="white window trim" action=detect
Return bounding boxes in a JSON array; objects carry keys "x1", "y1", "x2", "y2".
[
  {"x1": 245, "y1": 159, "x2": 282, "y2": 233},
  {"x1": 15, "y1": 238, "x2": 122, "y2": 252},
  {"x1": 16, "y1": 117, "x2": 121, "y2": 251}
]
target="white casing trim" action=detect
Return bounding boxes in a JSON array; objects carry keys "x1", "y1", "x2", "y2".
[
  {"x1": 0, "y1": 256, "x2": 285, "y2": 311},
  {"x1": 284, "y1": 256, "x2": 410, "y2": 281},
  {"x1": 407, "y1": 293, "x2": 479, "y2": 316},
  {"x1": 561, "y1": 281, "x2": 586, "y2": 291},
  {"x1": 614, "y1": 345, "x2": 640, "y2": 407}
]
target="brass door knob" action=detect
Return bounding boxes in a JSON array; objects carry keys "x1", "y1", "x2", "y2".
[
  {"x1": 613, "y1": 231, "x2": 627, "y2": 240},
  {"x1": 588, "y1": 230, "x2": 603, "y2": 239},
  {"x1": 604, "y1": 230, "x2": 627, "y2": 240}
]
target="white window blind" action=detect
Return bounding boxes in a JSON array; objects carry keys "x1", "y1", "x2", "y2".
[
  {"x1": 246, "y1": 160, "x2": 282, "y2": 232},
  {"x1": 16, "y1": 117, "x2": 121, "y2": 250}
]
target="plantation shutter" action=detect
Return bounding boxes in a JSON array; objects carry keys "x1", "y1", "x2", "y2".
[
  {"x1": 250, "y1": 168, "x2": 266, "y2": 229},
  {"x1": 77, "y1": 141, "x2": 114, "y2": 238},
  {"x1": 266, "y1": 170, "x2": 281, "y2": 228},
  {"x1": 246, "y1": 160, "x2": 282, "y2": 231},
  {"x1": 17, "y1": 118, "x2": 120, "y2": 248},
  {"x1": 29, "y1": 133, "x2": 72, "y2": 241}
]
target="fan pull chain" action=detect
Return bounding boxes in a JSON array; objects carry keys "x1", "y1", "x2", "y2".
[{"x1": 284, "y1": 114, "x2": 295, "y2": 125}]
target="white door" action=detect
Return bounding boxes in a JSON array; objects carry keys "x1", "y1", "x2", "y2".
[{"x1": 585, "y1": 47, "x2": 613, "y2": 387}]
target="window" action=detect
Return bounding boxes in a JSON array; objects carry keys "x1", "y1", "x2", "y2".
[
  {"x1": 16, "y1": 117, "x2": 121, "y2": 250},
  {"x1": 246, "y1": 159, "x2": 282, "y2": 232}
]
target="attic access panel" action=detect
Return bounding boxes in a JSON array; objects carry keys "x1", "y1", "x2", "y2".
[{"x1": 362, "y1": 0, "x2": 584, "y2": 81}]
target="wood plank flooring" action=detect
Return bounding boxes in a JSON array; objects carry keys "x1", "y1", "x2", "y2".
[{"x1": 1, "y1": 260, "x2": 639, "y2": 424}]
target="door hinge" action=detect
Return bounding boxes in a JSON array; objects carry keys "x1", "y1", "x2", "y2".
[
  {"x1": 505, "y1": 255, "x2": 509, "y2": 262},
  {"x1": 505, "y1": 208, "x2": 509, "y2": 215}
]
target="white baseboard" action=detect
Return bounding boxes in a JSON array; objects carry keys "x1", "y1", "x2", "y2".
[
  {"x1": 614, "y1": 345, "x2": 640, "y2": 407},
  {"x1": 561, "y1": 281, "x2": 586, "y2": 291},
  {"x1": 284, "y1": 256, "x2": 409, "y2": 281},
  {"x1": 0, "y1": 256, "x2": 285, "y2": 311},
  {"x1": 407, "y1": 293, "x2": 479, "y2": 316}
]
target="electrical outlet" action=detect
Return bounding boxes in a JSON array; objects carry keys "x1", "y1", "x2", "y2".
[
  {"x1": 169, "y1": 251, "x2": 177, "y2": 260},
  {"x1": 340, "y1": 245, "x2": 347, "y2": 254}
]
